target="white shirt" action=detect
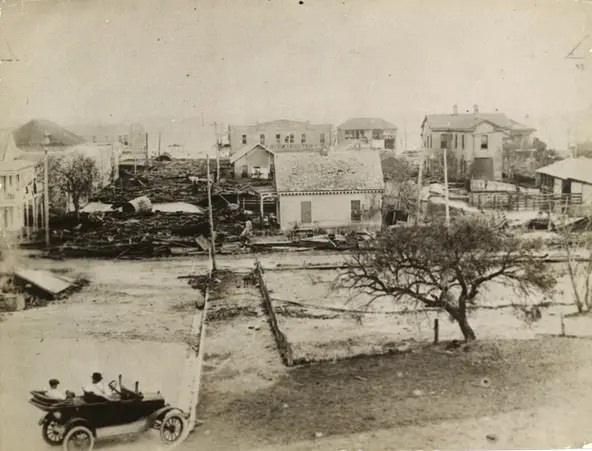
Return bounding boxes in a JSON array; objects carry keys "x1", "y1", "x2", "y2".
[
  {"x1": 46, "y1": 388, "x2": 66, "y2": 400},
  {"x1": 92, "y1": 381, "x2": 108, "y2": 395}
]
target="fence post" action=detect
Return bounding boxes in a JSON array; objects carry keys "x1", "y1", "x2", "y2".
[
  {"x1": 560, "y1": 313, "x2": 565, "y2": 337},
  {"x1": 433, "y1": 318, "x2": 439, "y2": 344}
]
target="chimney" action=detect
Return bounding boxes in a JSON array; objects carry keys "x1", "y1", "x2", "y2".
[
  {"x1": 473, "y1": 104, "x2": 479, "y2": 114},
  {"x1": 453, "y1": 105, "x2": 458, "y2": 115}
]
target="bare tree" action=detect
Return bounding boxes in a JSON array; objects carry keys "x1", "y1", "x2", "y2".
[
  {"x1": 559, "y1": 216, "x2": 592, "y2": 313},
  {"x1": 49, "y1": 153, "x2": 99, "y2": 219},
  {"x1": 338, "y1": 217, "x2": 556, "y2": 341}
]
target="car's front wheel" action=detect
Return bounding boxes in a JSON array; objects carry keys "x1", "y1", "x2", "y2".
[
  {"x1": 62, "y1": 425, "x2": 94, "y2": 451},
  {"x1": 160, "y1": 412, "x2": 184, "y2": 444},
  {"x1": 42, "y1": 419, "x2": 65, "y2": 446}
]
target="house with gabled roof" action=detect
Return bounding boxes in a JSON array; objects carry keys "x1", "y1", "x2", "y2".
[
  {"x1": 421, "y1": 105, "x2": 536, "y2": 181},
  {"x1": 273, "y1": 149, "x2": 384, "y2": 232},
  {"x1": 229, "y1": 143, "x2": 276, "y2": 179},
  {"x1": 0, "y1": 131, "x2": 42, "y2": 237}
]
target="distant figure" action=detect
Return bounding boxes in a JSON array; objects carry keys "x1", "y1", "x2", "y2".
[
  {"x1": 46, "y1": 379, "x2": 66, "y2": 400},
  {"x1": 239, "y1": 219, "x2": 253, "y2": 245}
]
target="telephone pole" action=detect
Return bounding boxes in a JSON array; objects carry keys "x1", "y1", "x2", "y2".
[
  {"x1": 206, "y1": 154, "x2": 217, "y2": 271},
  {"x1": 444, "y1": 139, "x2": 450, "y2": 228},
  {"x1": 416, "y1": 149, "x2": 424, "y2": 225},
  {"x1": 43, "y1": 133, "x2": 50, "y2": 246}
]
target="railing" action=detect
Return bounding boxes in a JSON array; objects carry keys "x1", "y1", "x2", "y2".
[{"x1": 468, "y1": 192, "x2": 583, "y2": 211}]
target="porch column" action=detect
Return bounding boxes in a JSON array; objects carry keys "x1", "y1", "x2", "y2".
[
  {"x1": 32, "y1": 197, "x2": 37, "y2": 230},
  {"x1": 24, "y1": 199, "x2": 30, "y2": 239}
]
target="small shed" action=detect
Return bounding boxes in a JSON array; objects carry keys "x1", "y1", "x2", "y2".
[{"x1": 229, "y1": 144, "x2": 274, "y2": 179}]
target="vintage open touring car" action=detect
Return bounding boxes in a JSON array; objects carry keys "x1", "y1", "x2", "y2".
[{"x1": 29, "y1": 375, "x2": 186, "y2": 450}]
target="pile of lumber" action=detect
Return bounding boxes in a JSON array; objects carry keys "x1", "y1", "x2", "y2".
[
  {"x1": 47, "y1": 209, "x2": 247, "y2": 259},
  {"x1": 92, "y1": 158, "x2": 235, "y2": 205}
]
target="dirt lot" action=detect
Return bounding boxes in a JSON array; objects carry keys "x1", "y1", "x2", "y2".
[
  {"x1": 182, "y1": 337, "x2": 592, "y2": 450},
  {"x1": 0, "y1": 252, "x2": 200, "y2": 451}
]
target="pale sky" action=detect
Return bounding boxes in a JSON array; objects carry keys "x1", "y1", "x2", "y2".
[{"x1": 0, "y1": 0, "x2": 591, "y2": 149}]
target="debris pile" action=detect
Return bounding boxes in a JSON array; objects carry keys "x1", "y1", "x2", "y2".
[
  {"x1": 47, "y1": 209, "x2": 249, "y2": 259},
  {"x1": 92, "y1": 158, "x2": 234, "y2": 205}
]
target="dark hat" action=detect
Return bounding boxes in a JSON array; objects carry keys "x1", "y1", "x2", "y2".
[
  {"x1": 92, "y1": 372, "x2": 102, "y2": 382},
  {"x1": 49, "y1": 378, "x2": 60, "y2": 386}
]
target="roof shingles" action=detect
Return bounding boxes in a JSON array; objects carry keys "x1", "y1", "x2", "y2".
[
  {"x1": 424, "y1": 113, "x2": 534, "y2": 132},
  {"x1": 274, "y1": 151, "x2": 384, "y2": 193}
]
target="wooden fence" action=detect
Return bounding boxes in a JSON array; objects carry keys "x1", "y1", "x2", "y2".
[
  {"x1": 468, "y1": 192, "x2": 583, "y2": 212},
  {"x1": 254, "y1": 261, "x2": 294, "y2": 366}
]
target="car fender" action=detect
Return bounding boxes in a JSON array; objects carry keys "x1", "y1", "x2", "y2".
[
  {"x1": 144, "y1": 406, "x2": 186, "y2": 431},
  {"x1": 63, "y1": 417, "x2": 96, "y2": 437}
]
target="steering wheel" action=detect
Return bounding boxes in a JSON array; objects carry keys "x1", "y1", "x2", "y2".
[{"x1": 108, "y1": 380, "x2": 119, "y2": 393}]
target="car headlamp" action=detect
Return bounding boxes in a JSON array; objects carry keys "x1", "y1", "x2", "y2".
[{"x1": 53, "y1": 411, "x2": 62, "y2": 420}]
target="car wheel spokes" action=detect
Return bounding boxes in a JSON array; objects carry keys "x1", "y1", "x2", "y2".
[
  {"x1": 162, "y1": 417, "x2": 182, "y2": 441},
  {"x1": 48, "y1": 423, "x2": 63, "y2": 441},
  {"x1": 69, "y1": 431, "x2": 91, "y2": 450}
]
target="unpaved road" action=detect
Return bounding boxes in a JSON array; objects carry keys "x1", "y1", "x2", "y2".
[{"x1": 0, "y1": 254, "x2": 200, "y2": 451}]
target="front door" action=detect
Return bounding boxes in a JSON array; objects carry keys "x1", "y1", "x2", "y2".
[{"x1": 300, "y1": 201, "x2": 312, "y2": 224}]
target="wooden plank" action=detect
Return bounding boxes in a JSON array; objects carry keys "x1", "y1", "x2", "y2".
[{"x1": 14, "y1": 268, "x2": 74, "y2": 297}]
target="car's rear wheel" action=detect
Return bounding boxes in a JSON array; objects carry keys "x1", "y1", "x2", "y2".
[
  {"x1": 62, "y1": 425, "x2": 94, "y2": 451},
  {"x1": 160, "y1": 412, "x2": 184, "y2": 444},
  {"x1": 42, "y1": 419, "x2": 65, "y2": 446}
]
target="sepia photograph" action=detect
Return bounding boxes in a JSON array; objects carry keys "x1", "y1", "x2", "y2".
[{"x1": 1, "y1": 0, "x2": 592, "y2": 450}]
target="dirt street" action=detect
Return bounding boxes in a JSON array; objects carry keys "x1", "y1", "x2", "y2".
[{"x1": 0, "y1": 253, "x2": 200, "y2": 451}]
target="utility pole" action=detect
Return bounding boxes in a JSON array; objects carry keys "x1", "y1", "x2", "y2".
[
  {"x1": 212, "y1": 122, "x2": 220, "y2": 182},
  {"x1": 158, "y1": 131, "x2": 162, "y2": 157},
  {"x1": 416, "y1": 149, "x2": 424, "y2": 225},
  {"x1": 206, "y1": 154, "x2": 217, "y2": 271},
  {"x1": 444, "y1": 138, "x2": 450, "y2": 228},
  {"x1": 43, "y1": 133, "x2": 50, "y2": 247}
]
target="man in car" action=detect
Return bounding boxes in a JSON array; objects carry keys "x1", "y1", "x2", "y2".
[
  {"x1": 85, "y1": 372, "x2": 111, "y2": 399},
  {"x1": 46, "y1": 378, "x2": 66, "y2": 400}
]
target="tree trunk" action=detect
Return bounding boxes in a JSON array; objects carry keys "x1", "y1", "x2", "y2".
[
  {"x1": 457, "y1": 315, "x2": 476, "y2": 342},
  {"x1": 447, "y1": 305, "x2": 477, "y2": 342}
]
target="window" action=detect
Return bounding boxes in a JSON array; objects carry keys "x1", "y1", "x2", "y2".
[
  {"x1": 241, "y1": 134, "x2": 247, "y2": 145},
  {"x1": 351, "y1": 200, "x2": 362, "y2": 221},
  {"x1": 300, "y1": 201, "x2": 312, "y2": 223},
  {"x1": 92, "y1": 135, "x2": 97, "y2": 143},
  {"x1": 104, "y1": 135, "x2": 110, "y2": 142},
  {"x1": 462, "y1": 135, "x2": 465, "y2": 149},
  {"x1": 301, "y1": 133, "x2": 306, "y2": 144},
  {"x1": 320, "y1": 133, "x2": 326, "y2": 145},
  {"x1": 260, "y1": 134, "x2": 266, "y2": 145},
  {"x1": 440, "y1": 133, "x2": 451, "y2": 149},
  {"x1": 285, "y1": 133, "x2": 295, "y2": 144},
  {"x1": 481, "y1": 135, "x2": 488, "y2": 149},
  {"x1": 454, "y1": 134, "x2": 458, "y2": 149},
  {"x1": 372, "y1": 129, "x2": 382, "y2": 140},
  {"x1": 276, "y1": 133, "x2": 281, "y2": 144}
]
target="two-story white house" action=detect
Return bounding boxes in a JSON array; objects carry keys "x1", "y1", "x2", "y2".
[
  {"x1": 421, "y1": 105, "x2": 535, "y2": 180},
  {"x1": 0, "y1": 131, "x2": 42, "y2": 238}
]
